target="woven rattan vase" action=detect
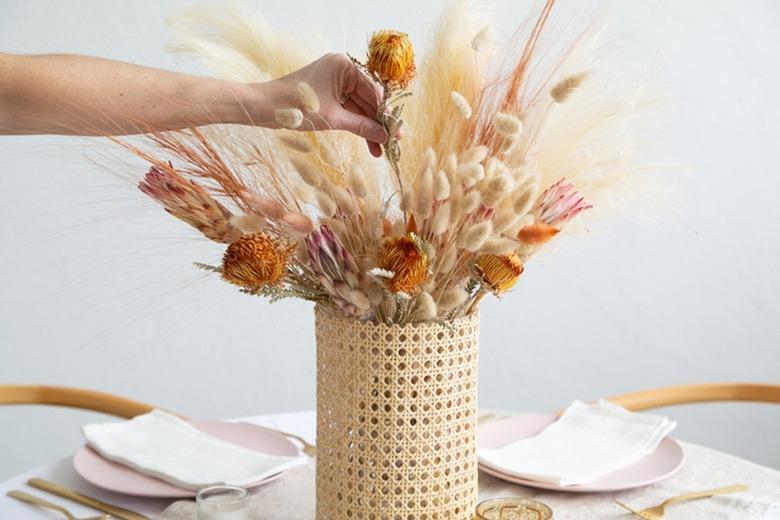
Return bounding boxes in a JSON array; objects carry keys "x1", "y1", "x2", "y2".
[{"x1": 315, "y1": 305, "x2": 480, "y2": 520}]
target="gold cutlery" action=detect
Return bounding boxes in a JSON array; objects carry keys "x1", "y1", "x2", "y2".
[
  {"x1": 616, "y1": 484, "x2": 748, "y2": 519},
  {"x1": 28, "y1": 479, "x2": 149, "y2": 520},
  {"x1": 7, "y1": 490, "x2": 111, "y2": 520}
]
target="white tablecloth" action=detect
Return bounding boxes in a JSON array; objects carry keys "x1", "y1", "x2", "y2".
[{"x1": 1, "y1": 410, "x2": 778, "y2": 519}]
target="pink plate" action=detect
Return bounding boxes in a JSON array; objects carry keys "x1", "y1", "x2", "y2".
[
  {"x1": 478, "y1": 414, "x2": 684, "y2": 493},
  {"x1": 73, "y1": 421, "x2": 300, "y2": 498}
]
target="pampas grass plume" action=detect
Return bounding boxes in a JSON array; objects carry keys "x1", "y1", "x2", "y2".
[
  {"x1": 450, "y1": 90, "x2": 472, "y2": 119},
  {"x1": 462, "y1": 221, "x2": 493, "y2": 251},
  {"x1": 274, "y1": 108, "x2": 303, "y2": 129},
  {"x1": 400, "y1": 190, "x2": 415, "y2": 213}
]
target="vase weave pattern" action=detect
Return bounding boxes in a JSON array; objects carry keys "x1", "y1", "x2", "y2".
[{"x1": 315, "y1": 305, "x2": 480, "y2": 520}]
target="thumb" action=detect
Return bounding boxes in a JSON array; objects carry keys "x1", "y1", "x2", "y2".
[{"x1": 331, "y1": 109, "x2": 387, "y2": 144}]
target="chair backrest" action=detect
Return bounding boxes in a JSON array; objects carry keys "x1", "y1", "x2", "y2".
[
  {"x1": 606, "y1": 382, "x2": 780, "y2": 412},
  {"x1": 0, "y1": 385, "x2": 156, "y2": 419}
]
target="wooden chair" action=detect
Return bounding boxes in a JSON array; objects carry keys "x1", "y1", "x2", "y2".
[
  {"x1": 606, "y1": 382, "x2": 780, "y2": 411},
  {"x1": 0, "y1": 385, "x2": 157, "y2": 419}
]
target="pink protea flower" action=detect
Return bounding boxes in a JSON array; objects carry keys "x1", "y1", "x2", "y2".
[
  {"x1": 535, "y1": 178, "x2": 593, "y2": 227},
  {"x1": 139, "y1": 165, "x2": 241, "y2": 243},
  {"x1": 306, "y1": 225, "x2": 371, "y2": 317}
]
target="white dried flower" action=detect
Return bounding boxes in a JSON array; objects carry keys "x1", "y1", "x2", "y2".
[
  {"x1": 461, "y1": 190, "x2": 482, "y2": 214},
  {"x1": 415, "y1": 168, "x2": 435, "y2": 219},
  {"x1": 347, "y1": 289, "x2": 371, "y2": 311},
  {"x1": 493, "y1": 112, "x2": 522, "y2": 136},
  {"x1": 424, "y1": 147, "x2": 437, "y2": 169},
  {"x1": 368, "y1": 267, "x2": 395, "y2": 279},
  {"x1": 229, "y1": 214, "x2": 265, "y2": 234},
  {"x1": 433, "y1": 170, "x2": 451, "y2": 200},
  {"x1": 439, "y1": 247, "x2": 458, "y2": 273},
  {"x1": 400, "y1": 189, "x2": 415, "y2": 213},
  {"x1": 481, "y1": 238, "x2": 520, "y2": 255},
  {"x1": 347, "y1": 168, "x2": 367, "y2": 198},
  {"x1": 450, "y1": 91, "x2": 472, "y2": 119},
  {"x1": 333, "y1": 186, "x2": 355, "y2": 215},
  {"x1": 483, "y1": 175, "x2": 513, "y2": 208},
  {"x1": 413, "y1": 292, "x2": 437, "y2": 321},
  {"x1": 500, "y1": 133, "x2": 520, "y2": 155},
  {"x1": 461, "y1": 221, "x2": 493, "y2": 252},
  {"x1": 291, "y1": 157, "x2": 321, "y2": 187},
  {"x1": 493, "y1": 211, "x2": 519, "y2": 234},
  {"x1": 274, "y1": 108, "x2": 303, "y2": 129},
  {"x1": 458, "y1": 163, "x2": 485, "y2": 188},
  {"x1": 459, "y1": 145, "x2": 490, "y2": 165},
  {"x1": 293, "y1": 183, "x2": 315, "y2": 203},
  {"x1": 296, "y1": 81, "x2": 320, "y2": 112},
  {"x1": 439, "y1": 287, "x2": 468, "y2": 311},
  {"x1": 431, "y1": 201, "x2": 452, "y2": 235},
  {"x1": 513, "y1": 188, "x2": 537, "y2": 217},
  {"x1": 445, "y1": 153, "x2": 458, "y2": 179},
  {"x1": 316, "y1": 192, "x2": 337, "y2": 217}
]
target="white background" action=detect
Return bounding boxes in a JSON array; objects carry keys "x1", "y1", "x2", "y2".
[{"x1": 1, "y1": 0, "x2": 778, "y2": 479}]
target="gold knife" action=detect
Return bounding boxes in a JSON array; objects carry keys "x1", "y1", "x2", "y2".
[{"x1": 27, "y1": 478, "x2": 150, "y2": 520}]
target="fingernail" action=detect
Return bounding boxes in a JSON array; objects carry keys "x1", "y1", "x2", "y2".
[{"x1": 371, "y1": 127, "x2": 387, "y2": 143}]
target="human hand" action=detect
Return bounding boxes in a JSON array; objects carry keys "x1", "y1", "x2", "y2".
[{"x1": 252, "y1": 53, "x2": 389, "y2": 157}]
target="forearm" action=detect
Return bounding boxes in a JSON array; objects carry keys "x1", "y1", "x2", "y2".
[{"x1": 0, "y1": 53, "x2": 261, "y2": 136}]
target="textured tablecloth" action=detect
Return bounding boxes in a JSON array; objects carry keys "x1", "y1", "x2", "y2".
[{"x1": 2, "y1": 410, "x2": 779, "y2": 519}]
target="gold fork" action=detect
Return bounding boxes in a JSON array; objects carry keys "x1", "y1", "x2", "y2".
[
  {"x1": 273, "y1": 429, "x2": 317, "y2": 457},
  {"x1": 616, "y1": 484, "x2": 748, "y2": 519},
  {"x1": 7, "y1": 490, "x2": 111, "y2": 520}
]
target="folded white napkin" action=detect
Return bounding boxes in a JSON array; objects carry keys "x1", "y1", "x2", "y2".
[
  {"x1": 82, "y1": 409, "x2": 306, "y2": 490},
  {"x1": 478, "y1": 400, "x2": 677, "y2": 486}
]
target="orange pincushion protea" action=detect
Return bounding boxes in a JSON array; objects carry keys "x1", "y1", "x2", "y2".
[
  {"x1": 222, "y1": 233, "x2": 292, "y2": 289},
  {"x1": 476, "y1": 253, "x2": 524, "y2": 295},
  {"x1": 367, "y1": 30, "x2": 416, "y2": 89},
  {"x1": 378, "y1": 235, "x2": 428, "y2": 293}
]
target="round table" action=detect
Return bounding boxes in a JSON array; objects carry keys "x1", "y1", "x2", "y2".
[{"x1": 1, "y1": 410, "x2": 779, "y2": 519}]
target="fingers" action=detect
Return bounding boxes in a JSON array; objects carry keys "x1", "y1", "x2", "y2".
[
  {"x1": 331, "y1": 103, "x2": 387, "y2": 144},
  {"x1": 341, "y1": 98, "x2": 385, "y2": 157},
  {"x1": 343, "y1": 58, "x2": 383, "y2": 113}
]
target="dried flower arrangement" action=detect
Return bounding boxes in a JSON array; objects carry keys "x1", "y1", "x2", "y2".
[{"x1": 119, "y1": 0, "x2": 662, "y2": 325}]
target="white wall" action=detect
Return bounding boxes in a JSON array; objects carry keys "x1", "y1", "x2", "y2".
[{"x1": 1, "y1": 0, "x2": 778, "y2": 479}]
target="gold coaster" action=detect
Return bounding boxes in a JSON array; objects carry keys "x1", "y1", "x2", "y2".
[{"x1": 475, "y1": 498, "x2": 553, "y2": 519}]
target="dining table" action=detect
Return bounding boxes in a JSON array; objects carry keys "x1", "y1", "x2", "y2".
[{"x1": 1, "y1": 409, "x2": 779, "y2": 519}]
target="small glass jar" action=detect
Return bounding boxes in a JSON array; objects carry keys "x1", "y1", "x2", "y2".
[
  {"x1": 196, "y1": 485, "x2": 250, "y2": 520},
  {"x1": 475, "y1": 497, "x2": 553, "y2": 520}
]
